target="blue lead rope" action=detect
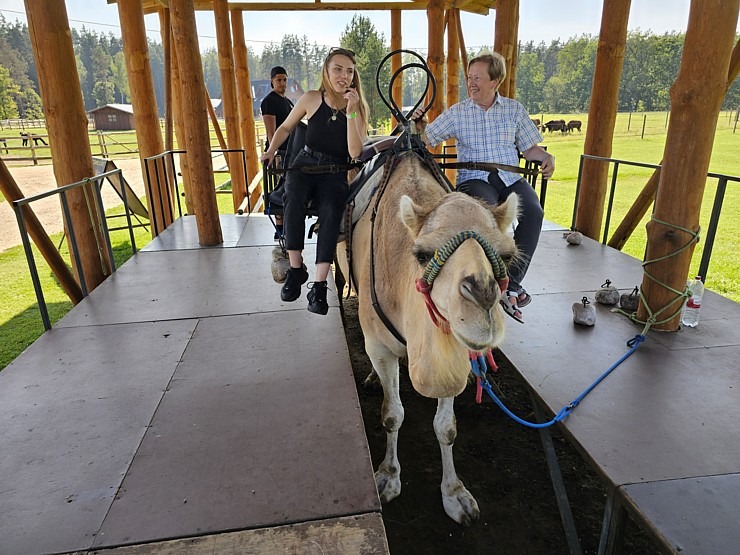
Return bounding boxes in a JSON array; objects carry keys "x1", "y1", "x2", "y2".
[{"x1": 471, "y1": 334, "x2": 646, "y2": 429}]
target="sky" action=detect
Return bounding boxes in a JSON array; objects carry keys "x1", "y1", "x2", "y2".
[{"x1": 0, "y1": 0, "x2": 737, "y2": 56}]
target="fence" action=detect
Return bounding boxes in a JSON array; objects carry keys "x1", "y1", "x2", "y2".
[
  {"x1": 0, "y1": 119, "x2": 46, "y2": 130},
  {"x1": 573, "y1": 154, "x2": 740, "y2": 283}
]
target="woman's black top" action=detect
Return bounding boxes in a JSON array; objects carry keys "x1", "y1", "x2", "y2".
[{"x1": 304, "y1": 95, "x2": 350, "y2": 159}]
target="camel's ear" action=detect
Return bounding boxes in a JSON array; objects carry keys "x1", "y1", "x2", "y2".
[
  {"x1": 400, "y1": 195, "x2": 425, "y2": 235},
  {"x1": 492, "y1": 193, "x2": 520, "y2": 232}
]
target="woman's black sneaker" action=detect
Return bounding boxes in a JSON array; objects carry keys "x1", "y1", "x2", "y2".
[
  {"x1": 307, "y1": 281, "x2": 329, "y2": 315},
  {"x1": 281, "y1": 267, "x2": 309, "y2": 302}
]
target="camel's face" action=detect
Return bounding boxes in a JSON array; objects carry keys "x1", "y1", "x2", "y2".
[{"x1": 401, "y1": 192, "x2": 519, "y2": 351}]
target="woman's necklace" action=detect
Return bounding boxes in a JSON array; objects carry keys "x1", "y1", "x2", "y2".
[{"x1": 330, "y1": 105, "x2": 347, "y2": 121}]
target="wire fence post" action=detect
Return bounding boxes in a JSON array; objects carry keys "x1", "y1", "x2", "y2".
[
  {"x1": 641, "y1": 114, "x2": 647, "y2": 139},
  {"x1": 627, "y1": 110, "x2": 632, "y2": 132}
]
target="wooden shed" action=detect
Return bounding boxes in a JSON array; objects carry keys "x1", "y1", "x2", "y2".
[{"x1": 88, "y1": 103, "x2": 136, "y2": 131}]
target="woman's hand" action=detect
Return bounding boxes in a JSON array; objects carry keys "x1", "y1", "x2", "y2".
[
  {"x1": 260, "y1": 151, "x2": 275, "y2": 166},
  {"x1": 343, "y1": 87, "x2": 359, "y2": 116}
]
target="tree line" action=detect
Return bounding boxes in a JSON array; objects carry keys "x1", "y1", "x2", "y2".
[{"x1": 1, "y1": 13, "x2": 737, "y2": 127}]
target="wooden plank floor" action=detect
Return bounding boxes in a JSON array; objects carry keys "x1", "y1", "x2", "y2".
[
  {"x1": 0, "y1": 215, "x2": 387, "y2": 555},
  {"x1": 499, "y1": 229, "x2": 740, "y2": 553}
]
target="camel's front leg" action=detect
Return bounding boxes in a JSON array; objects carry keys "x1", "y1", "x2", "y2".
[
  {"x1": 435, "y1": 397, "x2": 480, "y2": 525},
  {"x1": 366, "y1": 339, "x2": 404, "y2": 504}
]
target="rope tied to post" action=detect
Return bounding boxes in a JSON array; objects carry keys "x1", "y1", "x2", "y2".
[{"x1": 615, "y1": 215, "x2": 700, "y2": 335}]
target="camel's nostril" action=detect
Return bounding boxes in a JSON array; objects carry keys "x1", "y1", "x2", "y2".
[{"x1": 461, "y1": 275, "x2": 497, "y2": 310}]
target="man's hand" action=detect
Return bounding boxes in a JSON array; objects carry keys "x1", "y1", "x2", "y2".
[{"x1": 540, "y1": 153, "x2": 555, "y2": 179}]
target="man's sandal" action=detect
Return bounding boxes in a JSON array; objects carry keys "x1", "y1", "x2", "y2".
[
  {"x1": 500, "y1": 291, "x2": 524, "y2": 324},
  {"x1": 516, "y1": 289, "x2": 532, "y2": 308}
]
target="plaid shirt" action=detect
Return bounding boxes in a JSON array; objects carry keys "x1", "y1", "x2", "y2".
[{"x1": 425, "y1": 94, "x2": 542, "y2": 186}]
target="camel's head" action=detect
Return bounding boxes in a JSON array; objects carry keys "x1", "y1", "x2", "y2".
[{"x1": 400, "y1": 191, "x2": 519, "y2": 352}]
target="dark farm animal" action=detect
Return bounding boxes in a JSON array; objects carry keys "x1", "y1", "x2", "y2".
[
  {"x1": 20, "y1": 132, "x2": 47, "y2": 146},
  {"x1": 543, "y1": 119, "x2": 566, "y2": 133},
  {"x1": 531, "y1": 118, "x2": 541, "y2": 128},
  {"x1": 567, "y1": 120, "x2": 582, "y2": 132}
]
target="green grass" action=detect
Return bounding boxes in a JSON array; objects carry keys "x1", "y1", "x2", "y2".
[
  {"x1": 0, "y1": 112, "x2": 738, "y2": 371},
  {"x1": 539, "y1": 116, "x2": 739, "y2": 302}
]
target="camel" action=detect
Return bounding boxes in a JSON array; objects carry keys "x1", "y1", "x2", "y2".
[{"x1": 338, "y1": 147, "x2": 519, "y2": 525}]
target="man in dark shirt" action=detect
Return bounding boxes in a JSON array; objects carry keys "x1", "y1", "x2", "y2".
[
  {"x1": 261, "y1": 66, "x2": 295, "y2": 239},
  {"x1": 261, "y1": 66, "x2": 294, "y2": 155}
]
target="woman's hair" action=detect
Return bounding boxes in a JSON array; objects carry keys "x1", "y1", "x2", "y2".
[
  {"x1": 320, "y1": 48, "x2": 369, "y2": 128},
  {"x1": 468, "y1": 51, "x2": 507, "y2": 90}
]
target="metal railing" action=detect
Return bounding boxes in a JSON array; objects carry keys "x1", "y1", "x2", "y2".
[
  {"x1": 13, "y1": 168, "x2": 138, "y2": 330},
  {"x1": 573, "y1": 154, "x2": 740, "y2": 282},
  {"x1": 143, "y1": 148, "x2": 249, "y2": 236}
]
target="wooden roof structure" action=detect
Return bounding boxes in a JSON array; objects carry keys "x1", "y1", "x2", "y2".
[
  {"x1": 7, "y1": 0, "x2": 739, "y2": 334},
  {"x1": 132, "y1": 0, "x2": 498, "y2": 15}
]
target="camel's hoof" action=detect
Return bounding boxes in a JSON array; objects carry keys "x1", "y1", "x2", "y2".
[
  {"x1": 375, "y1": 469, "x2": 401, "y2": 503},
  {"x1": 442, "y1": 484, "x2": 480, "y2": 526}
]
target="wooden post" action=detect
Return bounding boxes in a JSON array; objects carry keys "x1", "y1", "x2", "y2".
[
  {"x1": 426, "y1": 0, "x2": 445, "y2": 153},
  {"x1": 213, "y1": 0, "x2": 247, "y2": 213},
  {"x1": 118, "y1": 0, "x2": 172, "y2": 237},
  {"x1": 170, "y1": 0, "x2": 222, "y2": 246},
  {"x1": 0, "y1": 159, "x2": 83, "y2": 304},
  {"x1": 170, "y1": 36, "x2": 195, "y2": 214},
  {"x1": 638, "y1": 0, "x2": 739, "y2": 331},
  {"x1": 390, "y1": 9, "x2": 402, "y2": 128},
  {"x1": 231, "y1": 9, "x2": 260, "y2": 203},
  {"x1": 574, "y1": 0, "x2": 631, "y2": 240},
  {"x1": 25, "y1": 0, "x2": 111, "y2": 291},
  {"x1": 160, "y1": 8, "x2": 173, "y2": 152},
  {"x1": 445, "y1": 8, "x2": 460, "y2": 182},
  {"x1": 493, "y1": 0, "x2": 519, "y2": 98}
]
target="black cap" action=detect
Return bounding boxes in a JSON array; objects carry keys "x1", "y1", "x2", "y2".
[{"x1": 270, "y1": 66, "x2": 287, "y2": 79}]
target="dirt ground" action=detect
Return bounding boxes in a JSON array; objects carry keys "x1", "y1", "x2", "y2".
[
  {"x1": 0, "y1": 157, "x2": 146, "y2": 253},
  {"x1": 340, "y1": 295, "x2": 658, "y2": 555}
]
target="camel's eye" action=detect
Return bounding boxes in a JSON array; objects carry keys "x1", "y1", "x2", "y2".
[{"x1": 413, "y1": 249, "x2": 433, "y2": 266}]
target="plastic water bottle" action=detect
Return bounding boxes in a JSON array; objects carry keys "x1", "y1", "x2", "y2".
[{"x1": 681, "y1": 276, "x2": 704, "y2": 328}]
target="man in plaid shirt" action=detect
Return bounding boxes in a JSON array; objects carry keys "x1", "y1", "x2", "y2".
[{"x1": 414, "y1": 51, "x2": 555, "y2": 323}]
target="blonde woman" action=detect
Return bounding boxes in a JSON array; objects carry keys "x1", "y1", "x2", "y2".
[{"x1": 261, "y1": 48, "x2": 369, "y2": 315}]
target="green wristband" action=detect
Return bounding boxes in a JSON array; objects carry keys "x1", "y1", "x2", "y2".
[{"x1": 347, "y1": 112, "x2": 357, "y2": 120}]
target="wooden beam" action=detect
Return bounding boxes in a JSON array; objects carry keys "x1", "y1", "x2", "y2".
[
  {"x1": 213, "y1": 0, "x2": 248, "y2": 212},
  {"x1": 195, "y1": 1, "x2": 492, "y2": 14},
  {"x1": 231, "y1": 10, "x2": 261, "y2": 192},
  {"x1": 25, "y1": 0, "x2": 111, "y2": 292},
  {"x1": 456, "y1": 6, "x2": 468, "y2": 76},
  {"x1": 390, "y1": 9, "x2": 402, "y2": 127},
  {"x1": 574, "y1": 0, "x2": 630, "y2": 241},
  {"x1": 0, "y1": 159, "x2": 83, "y2": 304},
  {"x1": 493, "y1": 0, "x2": 518, "y2": 98},
  {"x1": 205, "y1": 87, "x2": 228, "y2": 150},
  {"x1": 426, "y1": 0, "x2": 445, "y2": 154},
  {"x1": 728, "y1": 38, "x2": 740, "y2": 86},
  {"x1": 118, "y1": 0, "x2": 172, "y2": 236},
  {"x1": 170, "y1": 0, "x2": 222, "y2": 246},
  {"x1": 637, "y1": 0, "x2": 739, "y2": 331}
]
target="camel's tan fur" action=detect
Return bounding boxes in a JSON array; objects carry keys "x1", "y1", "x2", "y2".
[{"x1": 337, "y1": 152, "x2": 518, "y2": 524}]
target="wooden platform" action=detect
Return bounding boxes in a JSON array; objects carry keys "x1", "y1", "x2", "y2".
[
  {"x1": 0, "y1": 215, "x2": 387, "y2": 555},
  {"x1": 498, "y1": 228, "x2": 740, "y2": 554}
]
